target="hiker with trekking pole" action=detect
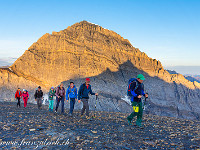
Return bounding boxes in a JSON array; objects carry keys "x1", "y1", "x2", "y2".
[
  {"x1": 66, "y1": 82, "x2": 78, "y2": 117},
  {"x1": 55, "y1": 83, "x2": 66, "y2": 114},
  {"x1": 78, "y1": 78, "x2": 98, "y2": 120},
  {"x1": 127, "y1": 74, "x2": 148, "y2": 128}
]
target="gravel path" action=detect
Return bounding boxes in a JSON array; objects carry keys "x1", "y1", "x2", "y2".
[{"x1": 0, "y1": 102, "x2": 199, "y2": 149}]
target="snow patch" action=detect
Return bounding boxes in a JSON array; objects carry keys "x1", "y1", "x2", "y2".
[{"x1": 121, "y1": 95, "x2": 131, "y2": 105}]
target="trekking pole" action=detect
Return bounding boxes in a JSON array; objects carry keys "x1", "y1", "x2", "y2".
[
  {"x1": 93, "y1": 95, "x2": 98, "y2": 118},
  {"x1": 143, "y1": 93, "x2": 148, "y2": 110}
]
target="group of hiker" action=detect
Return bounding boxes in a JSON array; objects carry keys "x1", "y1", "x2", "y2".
[
  {"x1": 15, "y1": 78, "x2": 98, "y2": 119},
  {"x1": 15, "y1": 74, "x2": 148, "y2": 127}
]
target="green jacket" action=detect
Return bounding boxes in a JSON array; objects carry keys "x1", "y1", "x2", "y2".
[{"x1": 48, "y1": 89, "x2": 55, "y2": 100}]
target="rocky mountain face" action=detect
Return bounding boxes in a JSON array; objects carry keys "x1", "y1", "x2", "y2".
[{"x1": 0, "y1": 21, "x2": 200, "y2": 120}]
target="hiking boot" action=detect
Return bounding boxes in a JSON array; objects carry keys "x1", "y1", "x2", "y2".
[
  {"x1": 127, "y1": 119, "x2": 132, "y2": 125},
  {"x1": 86, "y1": 116, "x2": 92, "y2": 120},
  {"x1": 55, "y1": 110, "x2": 57, "y2": 114}
]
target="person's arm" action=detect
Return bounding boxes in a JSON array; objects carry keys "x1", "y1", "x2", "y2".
[
  {"x1": 78, "y1": 85, "x2": 83, "y2": 100},
  {"x1": 89, "y1": 85, "x2": 95, "y2": 95},
  {"x1": 27, "y1": 92, "x2": 29, "y2": 98},
  {"x1": 34, "y1": 91, "x2": 37, "y2": 99},
  {"x1": 75, "y1": 87, "x2": 78, "y2": 99},
  {"x1": 41, "y1": 91, "x2": 43, "y2": 97},
  {"x1": 55, "y1": 88, "x2": 59, "y2": 97},
  {"x1": 15, "y1": 91, "x2": 17, "y2": 98},
  {"x1": 142, "y1": 90, "x2": 145, "y2": 96},
  {"x1": 66, "y1": 88, "x2": 69, "y2": 100},
  {"x1": 64, "y1": 88, "x2": 66, "y2": 100}
]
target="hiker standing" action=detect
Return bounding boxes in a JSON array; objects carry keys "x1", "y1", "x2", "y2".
[
  {"x1": 15, "y1": 88, "x2": 22, "y2": 108},
  {"x1": 127, "y1": 74, "x2": 148, "y2": 127},
  {"x1": 34, "y1": 86, "x2": 43, "y2": 109},
  {"x1": 48, "y1": 87, "x2": 55, "y2": 112},
  {"x1": 78, "y1": 78, "x2": 98, "y2": 119},
  {"x1": 22, "y1": 89, "x2": 29, "y2": 108},
  {"x1": 66, "y1": 82, "x2": 77, "y2": 116},
  {"x1": 55, "y1": 83, "x2": 66, "y2": 114}
]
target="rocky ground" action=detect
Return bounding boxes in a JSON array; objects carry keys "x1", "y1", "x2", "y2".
[{"x1": 0, "y1": 101, "x2": 199, "y2": 149}]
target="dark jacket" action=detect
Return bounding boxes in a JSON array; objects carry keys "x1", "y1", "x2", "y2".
[
  {"x1": 55, "y1": 87, "x2": 65, "y2": 99},
  {"x1": 78, "y1": 83, "x2": 95, "y2": 100},
  {"x1": 130, "y1": 79, "x2": 145, "y2": 102},
  {"x1": 34, "y1": 90, "x2": 43, "y2": 99}
]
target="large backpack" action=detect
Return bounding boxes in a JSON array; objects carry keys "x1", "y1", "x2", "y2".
[{"x1": 127, "y1": 78, "x2": 138, "y2": 96}]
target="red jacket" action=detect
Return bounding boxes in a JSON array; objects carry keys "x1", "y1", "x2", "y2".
[{"x1": 15, "y1": 90, "x2": 22, "y2": 98}]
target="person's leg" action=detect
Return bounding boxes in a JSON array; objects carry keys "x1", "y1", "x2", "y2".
[
  {"x1": 136, "y1": 102, "x2": 143, "y2": 127},
  {"x1": 81, "y1": 99, "x2": 86, "y2": 115},
  {"x1": 24, "y1": 98, "x2": 27, "y2": 107},
  {"x1": 127, "y1": 102, "x2": 138, "y2": 122},
  {"x1": 49, "y1": 100, "x2": 54, "y2": 111},
  {"x1": 39, "y1": 98, "x2": 42, "y2": 109},
  {"x1": 17, "y1": 98, "x2": 20, "y2": 107},
  {"x1": 37, "y1": 98, "x2": 40, "y2": 109},
  {"x1": 85, "y1": 99, "x2": 89, "y2": 117},
  {"x1": 70, "y1": 98, "x2": 75, "y2": 114},
  {"x1": 55, "y1": 97, "x2": 60, "y2": 112},
  {"x1": 61, "y1": 97, "x2": 64, "y2": 113},
  {"x1": 72, "y1": 98, "x2": 75, "y2": 114},
  {"x1": 49, "y1": 100, "x2": 51, "y2": 111},
  {"x1": 18, "y1": 98, "x2": 20, "y2": 107}
]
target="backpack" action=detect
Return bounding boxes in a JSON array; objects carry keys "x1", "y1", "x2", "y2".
[
  {"x1": 69, "y1": 86, "x2": 76, "y2": 93},
  {"x1": 127, "y1": 78, "x2": 138, "y2": 96}
]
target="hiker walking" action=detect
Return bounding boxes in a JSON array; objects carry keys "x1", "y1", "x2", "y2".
[
  {"x1": 66, "y1": 82, "x2": 77, "y2": 116},
  {"x1": 34, "y1": 86, "x2": 44, "y2": 109},
  {"x1": 22, "y1": 89, "x2": 29, "y2": 108},
  {"x1": 15, "y1": 88, "x2": 22, "y2": 108},
  {"x1": 55, "y1": 83, "x2": 66, "y2": 114},
  {"x1": 78, "y1": 78, "x2": 98, "y2": 119},
  {"x1": 127, "y1": 74, "x2": 148, "y2": 128},
  {"x1": 48, "y1": 87, "x2": 55, "y2": 112}
]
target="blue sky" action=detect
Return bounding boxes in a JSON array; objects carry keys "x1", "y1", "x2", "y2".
[{"x1": 0, "y1": 0, "x2": 200, "y2": 69}]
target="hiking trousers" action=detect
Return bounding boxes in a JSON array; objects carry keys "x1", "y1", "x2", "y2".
[
  {"x1": 69, "y1": 98, "x2": 76, "y2": 114},
  {"x1": 55, "y1": 96, "x2": 65, "y2": 113},
  {"x1": 17, "y1": 97, "x2": 20, "y2": 107},
  {"x1": 81, "y1": 98, "x2": 89, "y2": 116},
  {"x1": 37, "y1": 98, "x2": 43, "y2": 109},
  {"x1": 127, "y1": 101, "x2": 143, "y2": 126},
  {"x1": 49, "y1": 100, "x2": 54, "y2": 110},
  {"x1": 23, "y1": 97, "x2": 28, "y2": 108}
]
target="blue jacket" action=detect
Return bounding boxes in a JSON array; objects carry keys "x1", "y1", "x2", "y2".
[
  {"x1": 66, "y1": 86, "x2": 77, "y2": 100},
  {"x1": 130, "y1": 80, "x2": 145, "y2": 102},
  {"x1": 78, "y1": 83, "x2": 95, "y2": 100}
]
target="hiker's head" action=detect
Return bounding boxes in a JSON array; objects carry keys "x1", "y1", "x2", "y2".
[
  {"x1": 85, "y1": 78, "x2": 90, "y2": 84},
  {"x1": 23, "y1": 89, "x2": 26, "y2": 93},
  {"x1": 60, "y1": 83, "x2": 64, "y2": 88},
  {"x1": 51, "y1": 87, "x2": 54, "y2": 90},
  {"x1": 70, "y1": 82, "x2": 74, "y2": 87},
  {"x1": 137, "y1": 74, "x2": 145, "y2": 83},
  {"x1": 18, "y1": 88, "x2": 20, "y2": 91},
  {"x1": 38, "y1": 86, "x2": 41, "y2": 91}
]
